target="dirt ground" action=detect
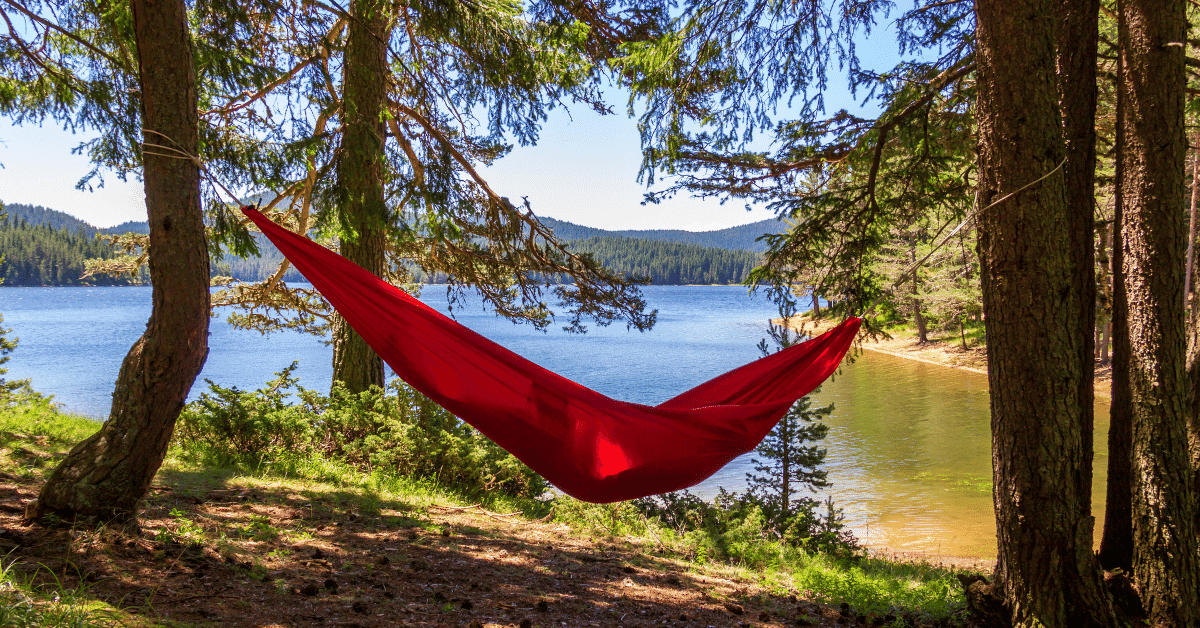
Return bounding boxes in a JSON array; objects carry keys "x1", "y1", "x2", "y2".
[{"x1": 0, "y1": 463, "x2": 961, "y2": 628}]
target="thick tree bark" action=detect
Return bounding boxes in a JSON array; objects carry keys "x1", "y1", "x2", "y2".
[
  {"x1": 331, "y1": 0, "x2": 391, "y2": 393},
  {"x1": 25, "y1": 0, "x2": 209, "y2": 523},
  {"x1": 1119, "y1": 0, "x2": 1200, "y2": 624},
  {"x1": 1100, "y1": 12, "x2": 1134, "y2": 567},
  {"x1": 974, "y1": 0, "x2": 1116, "y2": 625}
]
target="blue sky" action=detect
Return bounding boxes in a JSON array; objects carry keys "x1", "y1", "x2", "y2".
[{"x1": 0, "y1": 16, "x2": 900, "y2": 232}]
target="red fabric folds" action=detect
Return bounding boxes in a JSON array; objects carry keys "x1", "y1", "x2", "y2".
[{"x1": 241, "y1": 208, "x2": 861, "y2": 503}]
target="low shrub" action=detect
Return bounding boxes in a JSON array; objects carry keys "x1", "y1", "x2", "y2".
[
  {"x1": 632, "y1": 488, "x2": 859, "y2": 565},
  {"x1": 175, "y1": 363, "x2": 548, "y2": 499}
]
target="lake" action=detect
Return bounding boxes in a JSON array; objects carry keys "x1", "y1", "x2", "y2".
[{"x1": 0, "y1": 285, "x2": 1110, "y2": 559}]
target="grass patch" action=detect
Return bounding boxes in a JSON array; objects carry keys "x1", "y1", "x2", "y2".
[
  {"x1": 1, "y1": 398, "x2": 974, "y2": 627},
  {"x1": 0, "y1": 553, "x2": 147, "y2": 628}
]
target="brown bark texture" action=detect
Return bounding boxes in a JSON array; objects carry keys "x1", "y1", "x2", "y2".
[
  {"x1": 25, "y1": 0, "x2": 210, "y2": 523},
  {"x1": 973, "y1": 0, "x2": 1116, "y2": 625},
  {"x1": 1187, "y1": 138, "x2": 1200, "y2": 553},
  {"x1": 1119, "y1": 0, "x2": 1200, "y2": 624},
  {"x1": 331, "y1": 0, "x2": 390, "y2": 393},
  {"x1": 1100, "y1": 2, "x2": 1134, "y2": 569}
]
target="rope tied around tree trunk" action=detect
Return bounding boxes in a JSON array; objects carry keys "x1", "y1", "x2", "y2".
[{"x1": 140, "y1": 129, "x2": 245, "y2": 207}]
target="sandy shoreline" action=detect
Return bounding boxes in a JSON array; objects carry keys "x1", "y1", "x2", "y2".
[{"x1": 776, "y1": 315, "x2": 1114, "y2": 401}]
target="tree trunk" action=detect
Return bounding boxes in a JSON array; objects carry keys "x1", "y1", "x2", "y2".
[
  {"x1": 1184, "y1": 138, "x2": 1198, "y2": 304},
  {"x1": 1097, "y1": 219, "x2": 1113, "y2": 364},
  {"x1": 1186, "y1": 131, "x2": 1200, "y2": 525},
  {"x1": 909, "y1": 245, "x2": 928, "y2": 343},
  {"x1": 1119, "y1": 0, "x2": 1200, "y2": 623},
  {"x1": 974, "y1": 0, "x2": 1116, "y2": 625},
  {"x1": 25, "y1": 0, "x2": 209, "y2": 524},
  {"x1": 1100, "y1": 10, "x2": 1134, "y2": 568},
  {"x1": 331, "y1": 0, "x2": 391, "y2": 393}
]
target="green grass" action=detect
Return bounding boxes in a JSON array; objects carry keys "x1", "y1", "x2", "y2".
[
  {"x1": 791, "y1": 554, "x2": 966, "y2": 617},
  {"x1": 0, "y1": 553, "x2": 146, "y2": 628},
  {"x1": 1, "y1": 398, "x2": 973, "y2": 627}
]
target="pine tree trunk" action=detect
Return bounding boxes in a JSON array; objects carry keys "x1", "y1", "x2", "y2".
[
  {"x1": 1097, "y1": 220, "x2": 1113, "y2": 363},
  {"x1": 1100, "y1": 13, "x2": 1134, "y2": 568},
  {"x1": 908, "y1": 245, "x2": 927, "y2": 343},
  {"x1": 25, "y1": 0, "x2": 209, "y2": 524},
  {"x1": 974, "y1": 0, "x2": 1116, "y2": 624},
  {"x1": 1119, "y1": 0, "x2": 1200, "y2": 623},
  {"x1": 331, "y1": 0, "x2": 391, "y2": 393}
]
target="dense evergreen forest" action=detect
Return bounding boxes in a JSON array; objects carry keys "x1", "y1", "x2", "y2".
[
  {"x1": 411, "y1": 235, "x2": 762, "y2": 285},
  {"x1": 3, "y1": 202, "x2": 149, "y2": 235},
  {"x1": 0, "y1": 211, "x2": 141, "y2": 286},
  {"x1": 559, "y1": 236, "x2": 761, "y2": 284},
  {"x1": 2, "y1": 203, "x2": 766, "y2": 286},
  {"x1": 539, "y1": 216, "x2": 785, "y2": 252}
]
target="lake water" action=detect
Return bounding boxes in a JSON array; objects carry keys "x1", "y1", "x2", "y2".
[{"x1": 0, "y1": 285, "x2": 1110, "y2": 559}]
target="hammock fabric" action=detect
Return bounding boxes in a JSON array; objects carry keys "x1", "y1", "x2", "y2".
[{"x1": 242, "y1": 207, "x2": 861, "y2": 503}]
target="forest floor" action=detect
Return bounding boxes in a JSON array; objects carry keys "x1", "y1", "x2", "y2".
[
  {"x1": 778, "y1": 315, "x2": 1114, "y2": 401},
  {"x1": 0, "y1": 409, "x2": 973, "y2": 628}
]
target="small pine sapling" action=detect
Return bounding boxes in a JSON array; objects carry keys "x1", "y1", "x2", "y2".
[
  {"x1": 745, "y1": 391, "x2": 832, "y2": 528},
  {"x1": 0, "y1": 314, "x2": 31, "y2": 398},
  {"x1": 745, "y1": 301, "x2": 856, "y2": 554}
]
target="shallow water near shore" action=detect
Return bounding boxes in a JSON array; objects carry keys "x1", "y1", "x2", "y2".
[{"x1": 0, "y1": 284, "x2": 1109, "y2": 559}]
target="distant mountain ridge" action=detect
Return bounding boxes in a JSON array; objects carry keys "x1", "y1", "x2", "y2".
[
  {"x1": 2, "y1": 202, "x2": 784, "y2": 286},
  {"x1": 2, "y1": 202, "x2": 783, "y2": 249},
  {"x1": 1, "y1": 202, "x2": 150, "y2": 235},
  {"x1": 538, "y1": 216, "x2": 786, "y2": 252}
]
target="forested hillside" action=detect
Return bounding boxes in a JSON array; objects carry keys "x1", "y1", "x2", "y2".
[
  {"x1": 409, "y1": 235, "x2": 760, "y2": 285},
  {"x1": 3, "y1": 203, "x2": 149, "y2": 235},
  {"x1": 0, "y1": 215, "x2": 139, "y2": 286},
  {"x1": 213, "y1": 234, "x2": 305, "y2": 282},
  {"x1": 539, "y1": 216, "x2": 785, "y2": 252},
  {"x1": 3, "y1": 203, "x2": 763, "y2": 286},
  {"x1": 562, "y1": 236, "x2": 761, "y2": 284}
]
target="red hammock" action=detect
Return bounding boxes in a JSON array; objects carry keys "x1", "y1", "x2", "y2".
[{"x1": 241, "y1": 208, "x2": 860, "y2": 503}]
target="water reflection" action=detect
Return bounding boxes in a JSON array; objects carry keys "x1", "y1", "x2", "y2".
[{"x1": 697, "y1": 349, "x2": 1111, "y2": 559}]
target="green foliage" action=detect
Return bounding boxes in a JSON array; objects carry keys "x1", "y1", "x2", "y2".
[
  {"x1": 0, "y1": 216, "x2": 142, "y2": 286},
  {"x1": 175, "y1": 363, "x2": 549, "y2": 499},
  {"x1": 0, "y1": 202, "x2": 149, "y2": 236},
  {"x1": 746, "y1": 393, "x2": 833, "y2": 525},
  {"x1": 633, "y1": 487, "x2": 856, "y2": 564},
  {"x1": 538, "y1": 216, "x2": 787, "y2": 252},
  {"x1": 411, "y1": 234, "x2": 763, "y2": 285},
  {"x1": 562, "y1": 235, "x2": 761, "y2": 285},
  {"x1": 793, "y1": 553, "x2": 967, "y2": 619},
  {"x1": 0, "y1": 556, "x2": 120, "y2": 628},
  {"x1": 0, "y1": 314, "x2": 35, "y2": 402},
  {"x1": 617, "y1": 0, "x2": 978, "y2": 319}
]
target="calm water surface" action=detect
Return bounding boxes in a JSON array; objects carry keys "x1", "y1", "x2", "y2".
[{"x1": 0, "y1": 285, "x2": 1110, "y2": 558}]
